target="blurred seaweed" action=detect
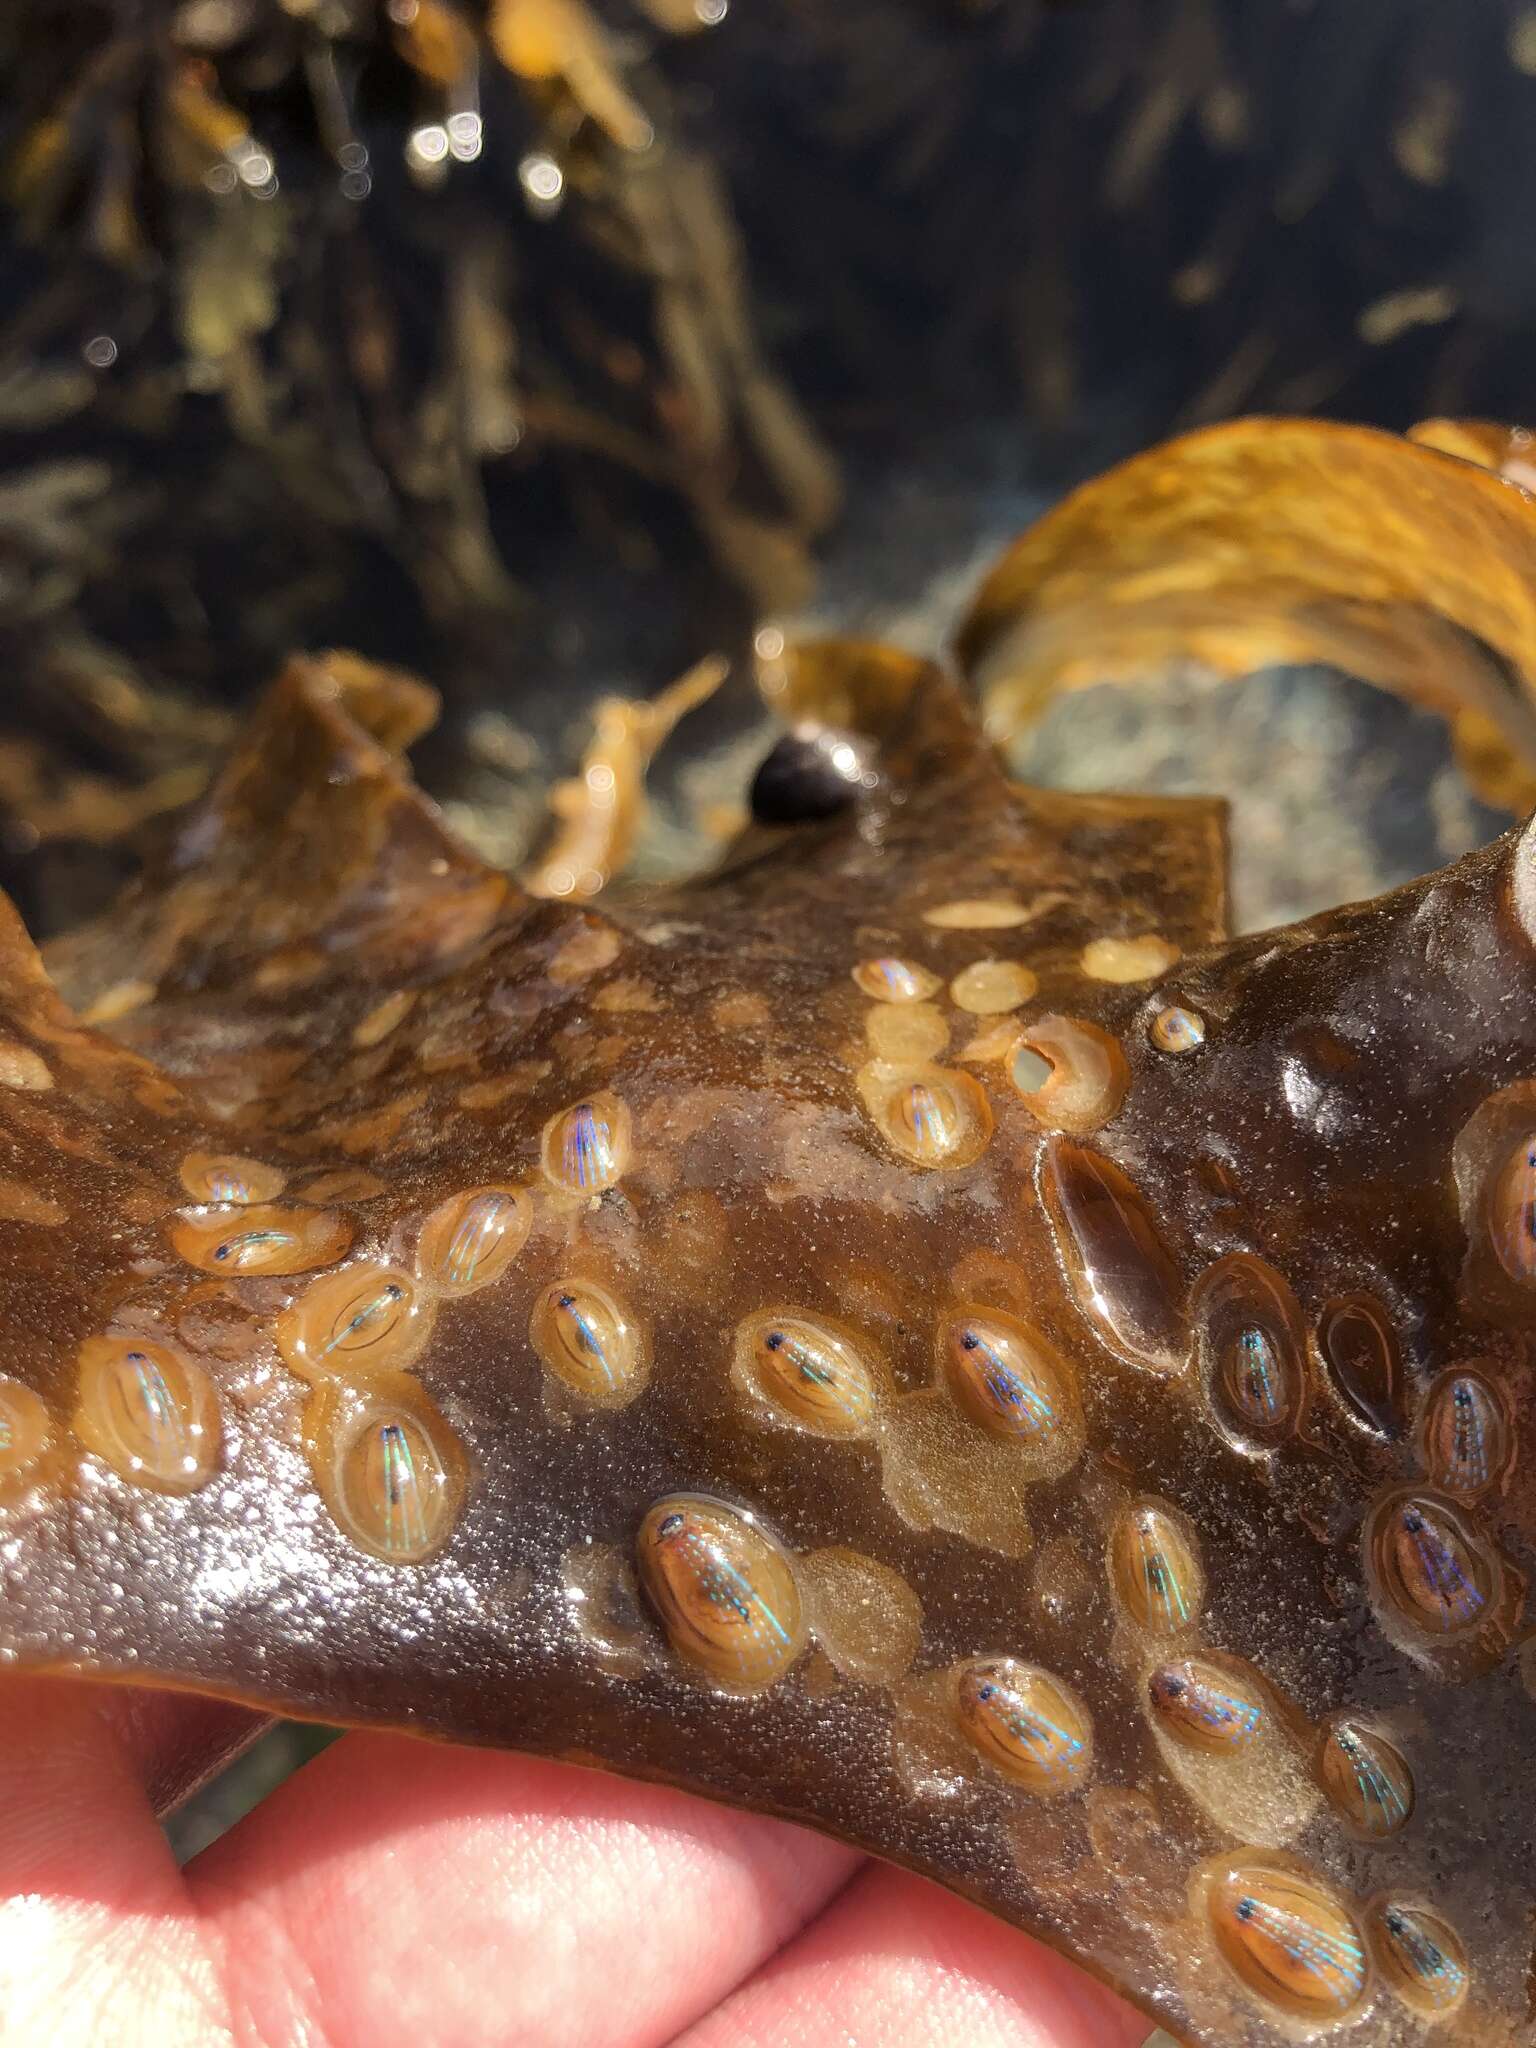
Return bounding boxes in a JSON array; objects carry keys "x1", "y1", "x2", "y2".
[{"x1": 6, "y1": 0, "x2": 1536, "y2": 933}]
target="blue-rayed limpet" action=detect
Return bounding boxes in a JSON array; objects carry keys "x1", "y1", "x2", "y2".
[
  {"x1": 168, "y1": 1201, "x2": 353, "y2": 1277},
  {"x1": 941, "y1": 1310, "x2": 1070, "y2": 1444},
  {"x1": 305, "y1": 1370, "x2": 467, "y2": 1565},
  {"x1": 1148, "y1": 1005, "x2": 1206, "y2": 1055},
  {"x1": 852, "y1": 957, "x2": 941, "y2": 1003},
  {"x1": 1109, "y1": 1500, "x2": 1204, "y2": 1635},
  {"x1": 1194, "y1": 1254, "x2": 1306, "y2": 1448},
  {"x1": 1206, "y1": 1860, "x2": 1367, "y2": 2022},
  {"x1": 636, "y1": 1495, "x2": 804, "y2": 1689},
  {"x1": 277, "y1": 1262, "x2": 432, "y2": 1383},
  {"x1": 178, "y1": 1151, "x2": 288, "y2": 1204},
  {"x1": 532, "y1": 1280, "x2": 647, "y2": 1406},
  {"x1": 541, "y1": 1092, "x2": 632, "y2": 1194},
  {"x1": 1224, "y1": 1328, "x2": 1286, "y2": 1430},
  {"x1": 1367, "y1": 1491, "x2": 1496, "y2": 1637},
  {"x1": 952, "y1": 1656, "x2": 1093, "y2": 1795},
  {"x1": 417, "y1": 1185, "x2": 532, "y2": 1296},
  {"x1": 1147, "y1": 1658, "x2": 1264, "y2": 1753},
  {"x1": 1370, "y1": 1899, "x2": 1469, "y2": 2017},
  {"x1": 737, "y1": 1311, "x2": 877, "y2": 1437},
  {"x1": 74, "y1": 1335, "x2": 221, "y2": 1493},
  {"x1": 1419, "y1": 1369, "x2": 1508, "y2": 1501},
  {"x1": 859, "y1": 1062, "x2": 994, "y2": 1169},
  {"x1": 1318, "y1": 1720, "x2": 1414, "y2": 1837}
]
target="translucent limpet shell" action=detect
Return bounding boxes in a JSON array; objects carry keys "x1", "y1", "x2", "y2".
[
  {"x1": 1147, "y1": 1658, "x2": 1265, "y2": 1753},
  {"x1": 1419, "y1": 1369, "x2": 1509, "y2": 1501},
  {"x1": 1108, "y1": 1501, "x2": 1204, "y2": 1635},
  {"x1": 0, "y1": 1378, "x2": 51, "y2": 1493},
  {"x1": 276, "y1": 1263, "x2": 432, "y2": 1383},
  {"x1": 74, "y1": 1336, "x2": 222, "y2": 1494},
  {"x1": 1367, "y1": 1491, "x2": 1498, "y2": 1638},
  {"x1": 1317, "y1": 1720, "x2": 1415, "y2": 1838},
  {"x1": 304, "y1": 1371, "x2": 467, "y2": 1565},
  {"x1": 1489, "y1": 1128, "x2": 1536, "y2": 1281},
  {"x1": 1148, "y1": 1004, "x2": 1206, "y2": 1054},
  {"x1": 636, "y1": 1495, "x2": 804, "y2": 1690},
  {"x1": 1318, "y1": 1294, "x2": 1404, "y2": 1436},
  {"x1": 736, "y1": 1311, "x2": 877, "y2": 1438},
  {"x1": 540, "y1": 1091, "x2": 632, "y2": 1195},
  {"x1": 952, "y1": 1656, "x2": 1093, "y2": 1795},
  {"x1": 1043, "y1": 1139, "x2": 1186, "y2": 1374},
  {"x1": 851, "y1": 956, "x2": 941, "y2": 1003},
  {"x1": 178, "y1": 1151, "x2": 288, "y2": 1205},
  {"x1": 1206, "y1": 1862, "x2": 1367, "y2": 2023},
  {"x1": 167, "y1": 1201, "x2": 354, "y2": 1278},
  {"x1": 531, "y1": 1280, "x2": 648, "y2": 1406},
  {"x1": 1009, "y1": 1015, "x2": 1128, "y2": 1134},
  {"x1": 1194, "y1": 1254, "x2": 1306, "y2": 1449},
  {"x1": 416, "y1": 1185, "x2": 532, "y2": 1296},
  {"x1": 1369, "y1": 1899, "x2": 1469, "y2": 2017},
  {"x1": 860, "y1": 1063, "x2": 994, "y2": 1169},
  {"x1": 940, "y1": 1310, "x2": 1071, "y2": 1444}
]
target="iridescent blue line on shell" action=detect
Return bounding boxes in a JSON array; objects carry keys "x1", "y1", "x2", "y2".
[
  {"x1": 322, "y1": 1282, "x2": 407, "y2": 1359},
  {"x1": 1447, "y1": 1381, "x2": 1492, "y2": 1491},
  {"x1": 975, "y1": 1680, "x2": 1086, "y2": 1776},
  {"x1": 1234, "y1": 1895, "x2": 1365, "y2": 1998},
  {"x1": 1381, "y1": 1908, "x2": 1467, "y2": 2009},
  {"x1": 659, "y1": 1512, "x2": 793, "y2": 1672},
  {"x1": 1400, "y1": 1506, "x2": 1485, "y2": 1630},
  {"x1": 125, "y1": 1349, "x2": 181, "y2": 1452},
  {"x1": 556, "y1": 1292, "x2": 616, "y2": 1388},
  {"x1": 960, "y1": 1327, "x2": 1055, "y2": 1436},
  {"x1": 1159, "y1": 1670, "x2": 1262, "y2": 1742},
  {"x1": 376, "y1": 1421, "x2": 429, "y2": 1555},
  {"x1": 212, "y1": 1228, "x2": 296, "y2": 1267},
  {"x1": 563, "y1": 1102, "x2": 614, "y2": 1189},
  {"x1": 443, "y1": 1193, "x2": 516, "y2": 1288},
  {"x1": 1335, "y1": 1728, "x2": 1410, "y2": 1832},
  {"x1": 1231, "y1": 1326, "x2": 1283, "y2": 1423}
]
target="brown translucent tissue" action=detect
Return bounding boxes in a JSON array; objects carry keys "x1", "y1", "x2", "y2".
[{"x1": 10, "y1": 417, "x2": 1536, "y2": 2043}]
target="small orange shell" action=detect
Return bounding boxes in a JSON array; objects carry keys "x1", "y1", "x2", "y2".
[
  {"x1": 304, "y1": 1371, "x2": 467, "y2": 1565},
  {"x1": 1108, "y1": 1501, "x2": 1204, "y2": 1635},
  {"x1": 952, "y1": 1656, "x2": 1093, "y2": 1794},
  {"x1": 737, "y1": 1311, "x2": 878, "y2": 1437},
  {"x1": 531, "y1": 1280, "x2": 648, "y2": 1406},
  {"x1": 277, "y1": 1263, "x2": 433, "y2": 1383},
  {"x1": 636, "y1": 1495, "x2": 804, "y2": 1690},
  {"x1": 167, "y1": 1202, "x2": 353, "y2": 1278},
  {"x1": 417, "y1": 1185, "x2": 532, "y2": 1296},
  {"x1": 74, "y1": 1336, "x2": 221, "y2": 1494},
  {"x1": 1207, "y1": 1862, "x2": 1367, "y2": 2021}
]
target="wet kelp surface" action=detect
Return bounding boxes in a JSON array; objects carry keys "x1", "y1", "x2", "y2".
[
  {"x1": 5, "y1": 419, "x2": 1536, "y2": 2041},
  {"x1": 9, "y1": 0, "x2": 1536, "y2": 934}
]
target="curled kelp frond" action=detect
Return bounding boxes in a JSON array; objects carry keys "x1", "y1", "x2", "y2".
[{"x1": 957, "y1": 415, "x2": 1536, "y2": 810}]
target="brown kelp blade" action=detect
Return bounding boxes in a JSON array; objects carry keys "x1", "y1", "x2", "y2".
[
  {"x1": 958, "y1": 414, "x2": 1536, "y2": 813},
  {"x1": 2, "y1": 616, "x2": 1536, "y2": 2046}
]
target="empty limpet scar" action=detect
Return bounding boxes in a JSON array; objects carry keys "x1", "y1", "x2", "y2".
[{"x1": 13, "y1": 417, "x2": 1536, "y2": 2045}]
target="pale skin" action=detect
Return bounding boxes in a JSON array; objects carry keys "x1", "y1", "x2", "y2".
[{"x1": 0, "y1": 1677, "x2": 1150, "y2": 2048}]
